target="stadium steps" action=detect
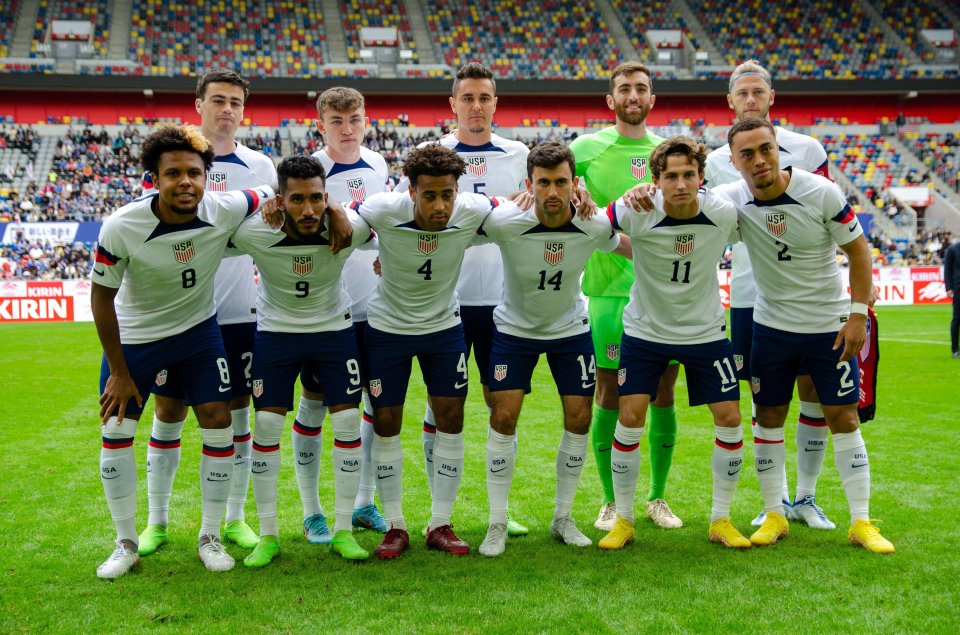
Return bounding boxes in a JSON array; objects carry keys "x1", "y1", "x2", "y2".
[
  {"x1": 856, "y1": 0, "x2": 923, "y2": 66},
  {"x1": 404, "y1": 0, "x2": 438, "y2": 65},
  {"x1": 320, "y1": 0, "x2": 350, "y2": 64},
  {"x1": 888, "y1": 134, "x2": 960, "y2": 209},
  {"x1": 595, "y1": 0, "x2": 645, "y2": 63},
  {"x1": 107, "y1": 0, "x2": 132, "y2": 60},
  {"x1": 829, "y1": 161, "x2": 898, "y2": 235},
  {"x1": 9, "y1": 0, "x2": 40, "y2": 58},
  {"x1": 672, "y1": 0, "x2": 724, "y2": 67}
]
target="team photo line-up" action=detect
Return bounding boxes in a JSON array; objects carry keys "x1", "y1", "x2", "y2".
[{"x1": 92, "y1": 59, "x2": 893, "y2": 580}]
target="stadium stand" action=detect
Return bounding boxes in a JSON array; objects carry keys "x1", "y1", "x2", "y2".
[
  {"x1": 32, "y1": 0, "x2": 111, "y2": 58},
  {"x1": 873, "y1": 0, "x2": 955, "y2": 61},
  {"x1": 339, "y1": 0, "x2": 416, "y2": 64},
  {"x1": 0, "y1": 1, "x2": 17, "y2": 59},
  {"x1": 906, "y1": 131, "x2": 960, "y2": 193},
  {"x1": 610, "y1": 0, "x2": 702, "y2": 62}
]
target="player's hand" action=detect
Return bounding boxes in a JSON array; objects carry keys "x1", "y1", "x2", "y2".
[
  {"x1": 513, "y1": 190, "x2": 535, "y2": 211},
  {"x1": 869, "y1": 283, "x2": 880, "y2": 307},
  {"x1": 949, "y1": 290, "x2": 955, "y2": 299},
  {"x1": 573, "y1": 187, "x2": 597, "y2": 219},
  {"x1": 624, "y1": 183, "x2": 657, "y2": 212},
  {"x1": 325, "y1": 199, "x2": 353, "y2": 254},
  {"x1": 99, "y1": 373, "x2": 142, "y2": 425},
  {"x1": 373, "y1": 257, "x2": 382, "y2": 277},
  {"x1": 833, "y1": 314, "x2": 867, "y2": 362},
  {"x1": 261, "y1": 198, "x2": 283, "y2": 229}
]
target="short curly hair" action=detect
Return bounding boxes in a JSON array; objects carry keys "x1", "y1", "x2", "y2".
[
  {"x1": 527, "y1": 141, "x2": 575, "y2": 179},
  {"x1": 277, "y1": 155, "x2": 327, "y2": 193},
  {"x1": 650, "y1": 136, "x2": 707, "y2": 180},
  {"x1": 727, "y1": 117, "x2": 776, "y2": 150},
  {"x1": 403, "y1": 144, "x2": 466, "y2": 187},
  {"x1": 140, "y1": 125, "x2": 214, "y2": 175}
]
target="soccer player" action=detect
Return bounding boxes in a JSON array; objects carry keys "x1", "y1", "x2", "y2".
[
  {"x1": 92, "y1": 125, "x2": 274, "y2": 578},
  {"x1": 139, "y1": 70, "x2": 277, "y2": 556},
  {"x1": 285, "y1": 86, "x2": 390, "y2": 543},
  {"x1": 704, "y1": 60, "x2": 837, "y2": 530},
  {"x1": 475, "y1": 142, "x2": 628, "y2": 557},
  {"x1": 569, "y1": 62, "x2": 679, "y2": 531},
  {"x1": 720, "y1": 118, "x2": 893, "y2": 554},
  {"x1": 350, "y1": 144, "x2": 497, "y2": 558},
  {"x1": 230, "y1": 155, "x2": 372, "y2": 567},
  {"x1": 598, "y1": 136, "x2": 749, "y2": 551}
]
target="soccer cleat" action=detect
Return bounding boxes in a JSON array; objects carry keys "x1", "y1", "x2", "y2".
[
  {"x1": 374, "y1": 527, "x2": 410, "y2": 559},
  {"x1": 645, "y1": 499, "x2": 683, "y2": 528},
  {"x1": 848, "y1": 519, "x2": 895, "y2": 555},
  {"x1": 97, "y1": 539, "x2": 140, "y2": 579},
  {"x1": 303, "y1": 512, "x2": 333, "y2": 544},
  {"x1": 598, "y1": 516, "x2": 635, "y2": 550},
  {"x1": 479, "y1": 523, "x2": 508, "y2": 557},
  {"x1": 224, "y1": 519, "x2": 260, "y2": 549},
  {"x1": 708, "y1": 518, "x2": 752, "y2": 549},
  {"x1": 791, "y1": 495, "x2": 837, "y2": 530},
  {"x1": 550, "y1": 515, "x2": 592, "y2": 547},
  {"x1": 751, "y1": 499, "x2": 793, "y2": 527},
  {"x1": 138, "y1": 524, "x2": 167, "y2": 556},
  {"x1": 425, "y1": 524, "x2": 470, "y2": 556},
  {"x1": 352, "y1": 504, "x2": 388, "y2": 533},
  {"x1": 198, "y1": 534, "x2": 235, "y2": 572},
  {"x1": 243, "y1": 535, "x2": 280, "y2": 568},
  {"x1": 330, "y1": 530, "x2": 370, "y2": 560},
  {"x1": 594, "y1": 501, "x2": 618, "y2": 531},
  {"x1": 749, "y1": 511, "x2": 789, "y2": 546},
  {"x1": 506, "y1": 512, "x2": 529, "y2": 537}
]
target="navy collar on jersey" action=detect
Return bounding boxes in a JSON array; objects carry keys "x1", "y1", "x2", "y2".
[
  {"x1": 452, "y1": 140, "x2": 506, "y2": 153},
  {"x1": 747, "y1": 167, "x2": 800, "y2": 208},
  {"x1": 395, "y1": 219, "x2": 459, "y2": 232},
  {"x1": 327, "y1": 158, "x2": 375, "y2": 178},
  {"x1": 214, "y1": 152, "x2": 250, "y2": 169},
  {"x1": 145, "y1": 215, "x2": 214, "y2": 241},
  {"x1": 271, "y1": 231, "x2": 329, "y2": 247},
  {"x1": 653, "y1": 212, "x2": 717, "y2": 228}
]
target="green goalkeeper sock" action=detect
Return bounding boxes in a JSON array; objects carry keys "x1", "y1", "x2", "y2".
[
  {"x1": 647, "y1": 404, "x2": 678, "y2": 501},
  {"x1": 590, "y1": 405, "x2": 619, "y2": 505}
]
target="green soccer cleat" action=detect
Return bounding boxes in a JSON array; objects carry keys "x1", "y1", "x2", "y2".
[
  {"x1": 138, "y1": 524, "x2": 168, "y2": 556},
  {"x1": 224, "y1": 519, "x2": 260, "y2": 549},
  {"x1": 330, "y1": 530, "x2": 370, "y2": 560},
  {"x1": 243, "y1": 535, "x2": 281, "y2": 568},
  {"x1": 506, "y1": 512, "x2": 529, "y2": 537}
]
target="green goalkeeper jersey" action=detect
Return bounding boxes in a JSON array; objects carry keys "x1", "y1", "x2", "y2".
[{"x1": 571, "y1": 126, "x2": 664, "y2": 297}]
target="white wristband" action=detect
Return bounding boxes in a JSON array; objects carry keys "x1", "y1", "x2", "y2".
[{"x1": 850, "y1": 302, "x2": 868, "y2": 316}]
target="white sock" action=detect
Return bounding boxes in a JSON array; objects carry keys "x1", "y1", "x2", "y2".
[
  {"x1": 292, "y1": 398, "x2": 325, "y2": 518},
  {"x1": 611, "y1": 422, "x2": 644, "y2": 523},
  {"x1": 372, "y1": 434, "x2": 405, "y2": 530},
  {"x1": 422, "y1": 404, "x2": 437, "y2": 496},
  {"x1": 225, "y1": 407, "x2": 251, "y2": 523},
  {"x1": 795, "y1": 401, "x2": 828, "y2": 501},
  {"x1": 354, "y1": 411, "x2": 376, "y2": 508},
  {"x1": 330, "y1": 408, "x2": 362, "y2": 532},
  {"x1": 101, "y1": 417, "x2": 139, "y2": 544},
  {"x1": 711, "y1": 425, "x2": 744, "y2": 522},
  {"x1": 485, "y1": 429, "x2": 515, "y2": 525},
  {"x1": 430, "y1": 430, "x2": 464, "y2": 530},
  {"x1": 251, "y1": 412, "x2": 284, "y2": 537},
  {"x1": 754, "y1": 425, "x2": 786, "y2": 516},
  {"x1": 555, "y1": 429, "x2": 587, "y2": 520},
  {"x1": 146, "y1": 415, "x2": 184, "y2": 527},
  {"x1": 199, "y1": 426, "x2": 235, "y2": 539},
  {"x1": 834, "y1": 429, "x2": 871, "y2": 522}
]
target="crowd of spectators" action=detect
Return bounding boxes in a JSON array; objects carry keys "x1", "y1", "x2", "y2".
[
  {"x1": 869, "y1": 228, "x2": 954, "y2": 266},
  {"x1": 0, "y1": 239, "x2": 93, "y2": 280}
]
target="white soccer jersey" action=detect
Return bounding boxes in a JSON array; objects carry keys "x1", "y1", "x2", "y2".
[
  {"x1": 705, "y1": 126, "x2": 829, "y2": 309},
  {"x1": 352, "y1": 191, "x2": 497, "y2": 335},
  {"x1": 479, "y1": 202, "x2": 619, "y2": 340},
  {"x1": 609, "y1": 189, "x2": 738, "y2": 345},
  {"x1": 313, "y1": 146, "x2": 390, "y2": 322},
  {"x1": 713, "y1": 168, "x2": 862, "y2": 334},
  {"x1": 94, "y1": 186, "x2": 274, "y2": 344},
  {"x1": 396, "y1": 132, "x2": 529, "y2": 306},
  {"x1": 230, "y1": 209, "x2": 371, "y2": 333}
]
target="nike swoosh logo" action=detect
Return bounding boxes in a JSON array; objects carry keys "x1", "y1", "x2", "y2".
[
  {"x1": 581, "y1": 382, "x2": 596, "y2": 389},
  {"x1": 727, "y1": 469, "x2": 741, "y2": 476},
  {"x1": 848, "y1": 225, "x2": 857, "y2": 233},
  {"x1": 757, "y1": 466, "x2": 776, "y2": 472},
  {"x1": 490, "y1": 466, "x2": 507, "y2": 473},
  {"x1": 720, "y1": 384, "x2": 737, "y2": 393},
  {"x1": 101, "y1": 474, "x2": 120, "y2": 479},
  {"x1": 297, "y1": 459, "x2": 316, "y2": 465},
  {"x1": 218, "y1": 385, "x2": 231, "y2": 393},
  {"x1": 251, "y1": 469, "x2": 268, "y2": 474},
  {"x1": 93, "y1": 268, "x2": 105, "y2": 276},
  {"x1": 454, "y1": 380, "x2": 468, "y2": 389},
  {"x1": 804, "y1": 448, "x2": 824, "y2": 453},
  {"x1": 340, "y1": 467, "x2": 360, "y2": 472},
  {"x1": 851, "y1": 463, "x2": 868, "y2": 469},
  {"x1": 599, "y1": 447, "x2": 611, "y2": 453},
  {"x1": 206, "y1": 477, "x2": 230, "y2": 481},
  {"x1": 377, "y1": 474, "x2": 393, "y2": 479},
  {"x1": 346, "y1": 387, "x2": 362, "y2": 395},
  {"x1": 565, "y1": 462, "x2": 582, "y2": 468},
  {"x1": 661, "y1": 444, "x2": 675, "y2": 449},
  {"x1": 437, "y1": 471, "x2": 457, "y2": 478},
  {"x1": 612, "y1": 468, "x2": 627, "y2": 474},
  {"x1": 837, "y1": 387, "x2": 856, "y2": 397}
]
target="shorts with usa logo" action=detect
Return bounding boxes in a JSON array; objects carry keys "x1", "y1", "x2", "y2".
[
  {"x1": 363, "y1": 324, "x2": 468, "y2": 408},
  {"x1": 750, "y1": 322, "x2": 859, "y2": 407},
  {"x1": 100, "y1": 315, "x2": 230, "y2": 418},
  {"x1": 618, "y1": 333, "x2": 740, "y2": 406},
  {"x1": 152, "y1": 321, "x2": 255, "y2": 402},
  {"x1": 488, "y1": 328, "x2": 596, "y2": 396},
  {"x1": 252, "y1": 326, "x2": 362, "y2": 411}
]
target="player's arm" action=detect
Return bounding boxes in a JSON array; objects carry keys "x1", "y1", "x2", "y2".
[
  {"x1": 834, "y1": 234, "x2": 872, "y2": 362},
  {"x1": 613, "y1": 233, "x2": 632, "y2": 259},
  {"x1": 623, "y1": 183, "x2": 658, "y2": 212},
  {"x1": 324, "y1": 198, "x2": 354, "y2": 254},
  {"x1": 91, "y1": 282, "x2": 142, "y2": 424}
]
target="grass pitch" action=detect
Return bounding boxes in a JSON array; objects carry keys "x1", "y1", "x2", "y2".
[{"x1": 1, "y1": 306, "x2": 958, "y2": 633}]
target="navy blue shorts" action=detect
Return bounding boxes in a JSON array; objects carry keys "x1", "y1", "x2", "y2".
[
  {"x1": 364, "y1": 324, "x2": 468, "y2": 408},
  {"x1": 253, "y1": 327, "x2": 362, "y2": 411},
  {"x1": 488, "y1": 328, "x2": 596, "y2": 396},
  {"x1": 618, "y1": 333, "x2": 740, "y2": 406},
  {"x1": 352, "y1": 319, "x2": 369, "y2": 383},
  {"x1": 461, "y1": 305, "x2": 495, "y2": 385},
  {"x1": 99, "y1": 315, "x2": 230, "y2": 418},
  {"x1": 730, "y1": 307, "x2": 753, "y2": 382},
  {"x1": 151, "y1": 320, "x2": 255, "y2": 401},
  {"x1": 750, "y1": 322, "x2": 859, "y2": 407}
]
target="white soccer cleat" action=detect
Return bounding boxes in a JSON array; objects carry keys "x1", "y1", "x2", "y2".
[
  {"x1": 645, "y1": 498, "x2": 683, "y2": 529},
  {"x1": 96, "y1": 539, "x2": 140, "y2": 579},
  {"x1": 550, "y1": 515, "x2": 592, "y2": 547},
  {"x1": 479, "y1": 523, "x2": 508, "y2": 557},
  {"x1": 594, "y1": 501, "x2": 618, "y2": 531},
  {"x1": 198, "y1": 534, "x2": 235, "y2": 572},
  {"x1": 752, "y1": 500, "x2": 793, "y2": 527},
  {"x1": 791, "y1": 495, "x2": 837, "y2": 530}
]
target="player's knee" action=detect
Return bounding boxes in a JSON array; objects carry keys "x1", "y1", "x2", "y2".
[
  {"x1": 196, "y1": 404, "x2": 232, "y2": 430},
  {"x1": 154, "y1": 396, "x2": 188, "y2": 422},
  {"x1": 823, "y1": 404, "x2": 859, "y2": 434},
  {"x1": 489, "y1": 409, "x2": 517, "y2": 436},
  {"x1": 713, "y1": 406, "x2": 741, "y2": 428},
  {"x1": 372, "y1": 408, "x2": 402, "y2": 436}
]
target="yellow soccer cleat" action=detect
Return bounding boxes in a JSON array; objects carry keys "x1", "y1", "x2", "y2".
[
  {"x1": 598, "y1": 516, "x2": 635, "y2": 550},
  {"x1": 848, "y1": 519, "x2": 895, "y2": 555},
  {"x1": 708, "y1": 518, "x2": 751, "y2": 549},
  {"x1": 749, "y1": 511, "x2": 789, "y2": 546}
]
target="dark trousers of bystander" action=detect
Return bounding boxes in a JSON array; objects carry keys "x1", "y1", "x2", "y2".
[{"x1": 952, "y1": 292, "x2": 960, "y2": 355}]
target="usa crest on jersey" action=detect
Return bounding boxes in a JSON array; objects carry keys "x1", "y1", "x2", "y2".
[
  {"x1": 293, "y1": 255, "x2": 313, "y2": 277},
  {"x1": 347, "y1": 178, "x2": 366, "y2": 201},
  {"x1": 493, "y1": 364, "x2": 508, "y2": 382},
  {"x1": 544, "y1": 241, "x2": 564, "y2": 266},
  {"x1": 766, "y1": 212, "x2": 787, "y2": 237},
  {"x1": 631, "y1": 157, "x2": 647, "y2": 180},
  {"x1": 155, "y1": 369, "x2": 168, "y2": 386},
  {"x1": 252, "y1": 379, "x2": 264, "y2": 398},
  {"x1": 466, "y1": 156, "x2": 487, "y2": 177},
  {"x1": 617, "y1": 368, "x2": 627, "y2": 386},
  {"x1": 606, "y1": 343, "x2": 620, "y2": 360},
  {"x1": 207, "y1": 172, "x2": 228, "y2": 192},
  {"x1": 734, "y1": 354, "x2": 743, "y2": 371},
  {"x1": 751, "y1": 377, "x2": 761, "y2": 394},
  {"x1": 675, "y1": 234, "x2": 695, "y2": 257},
  {"x1": 172, "y1": 240, "x2": 194, "y2": 264},
  {"x1": 418, "y1": 233, "x2": 438, "y2": 255},
  {"x1": 369, "y1": 378, "x2": 383, "y2": 398}
]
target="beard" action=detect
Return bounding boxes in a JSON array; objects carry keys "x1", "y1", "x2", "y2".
[{"x1": 615, "y1": 101, "x2": 651, "y2": 126}]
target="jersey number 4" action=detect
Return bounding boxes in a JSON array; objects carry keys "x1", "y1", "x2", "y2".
[{"x1": 418, "y1": 259, "x2": 433, "y2": 280}]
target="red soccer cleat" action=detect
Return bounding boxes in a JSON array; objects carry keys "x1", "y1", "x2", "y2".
[
  {"x1": 425, "y1": 525, "x2": 470, "y2": 556},
  {"x1": 374, "y1": 528, "x2": 410, "y2": 559}
]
